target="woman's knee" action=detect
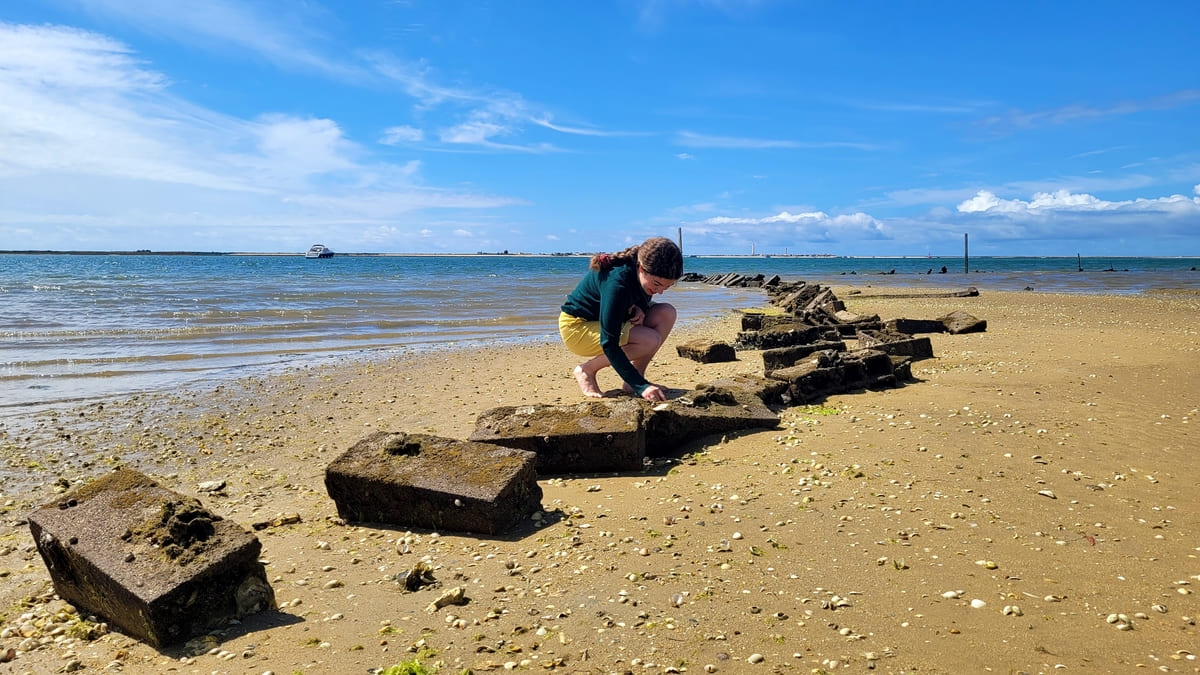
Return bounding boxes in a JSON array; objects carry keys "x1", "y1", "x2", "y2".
[
  {"x1": 646, "y1": 303, "x2": 677, "y2": 333},
  {"x1": 626, "y1": 325, "x2": 663, "y2": 354}
]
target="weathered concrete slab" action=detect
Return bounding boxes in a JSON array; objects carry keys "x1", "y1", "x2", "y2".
[
  {"x1": 761, "y1": 340, "x2": 847, "y2": 374},
  {"x1": 850, "y1": 287, "x2": 979, "y2": 300},
  {"x1": 29, "y1": 468, "x2": 275, "y2": 648},
  {"x1": 939, "y1": 310, "x2": 987, "y2": 334},
  {"x1": 736, "y1": 323, "x2": 830, "y2": 350},
  {"x1": 703, "y1": 374, "x2": 791, "y2": 404},
  {"x1": 642, "y1": 385, "x2": 779, "y2": 455},
  {"x1": 676, "y1": 339, "x2": 737, "y2": 363},
  {"x1": 325, "y1": 432, "x2": 541, "y2": 535},
  {"x1": 834, "y1": 310, "x2": 880, "y2": 325},
  {"x1": 857, "y1": 330, "x2": 935, "y2": 361},
  {"x1": 767, "y1": 360, "x2": 842, "y2": 405},
  {"x1": 841, "y1": 348, "x2": 898, "y2": 389},
  {"x1": 884, "y1": 318, "x2": 947, "y2": 334},
  {"x1": 766, "y1": 348, "x2": 905, "y2": 404},
  {"x1": 470, "y1": 399, "x2": 645, "y2": 475},
  {"x1": 771, "y1": 283, "x2": 824, "y2": 315},
  {"x1": 739, "y1": 310, "x2": 798, "y2": 332}
]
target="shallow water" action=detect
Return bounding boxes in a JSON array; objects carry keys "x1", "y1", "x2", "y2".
[{"x1": 2, "y1": 253, "x2": 1197, "y2": 412}]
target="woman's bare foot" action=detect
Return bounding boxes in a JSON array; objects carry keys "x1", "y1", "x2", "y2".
[{"x1": 573, "y1": 365, "x2": 603, "y2": 398}]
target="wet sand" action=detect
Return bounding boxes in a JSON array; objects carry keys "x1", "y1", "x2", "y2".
[{"x1": 1, "y1": 286, "x2": 1198, "y2": 674}]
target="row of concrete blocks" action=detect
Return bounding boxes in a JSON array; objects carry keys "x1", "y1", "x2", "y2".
[
  {"x1": 28, "y1": 383, "x2": 782, "y2": 648},
  {"x1": 678, "y1": 271, "x2": 783, "y2": 288}
]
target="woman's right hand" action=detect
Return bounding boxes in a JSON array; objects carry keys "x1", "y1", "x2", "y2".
[{"x1": 640, "y1": 384, "x2": 668, "y2": 402}]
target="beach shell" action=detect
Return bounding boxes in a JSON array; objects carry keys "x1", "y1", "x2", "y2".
[{"x1": 426, "y1": 586, "x2": 466, "y2": 613}]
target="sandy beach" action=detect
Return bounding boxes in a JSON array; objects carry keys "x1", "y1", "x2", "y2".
[{"x1": 1, "y1": 285, "x2": 1198, "y2": 674}]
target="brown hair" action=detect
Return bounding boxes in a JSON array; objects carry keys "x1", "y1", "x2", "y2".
[{"x1": 589, "y1": 236, "x2": 683, "y2": 279}]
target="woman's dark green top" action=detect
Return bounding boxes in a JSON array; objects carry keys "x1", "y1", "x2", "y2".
[{"x1": 560, "y1": 264, "x2": 652, "y2": 395}]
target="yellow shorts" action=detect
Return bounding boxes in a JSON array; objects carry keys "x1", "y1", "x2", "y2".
[{"x1": 558, "y1": 312, "x2": 631, "y2": 357}]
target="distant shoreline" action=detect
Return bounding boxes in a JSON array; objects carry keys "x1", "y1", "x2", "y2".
[
  {"x1": 0, "y1": 250, "x2": 843, "y2": 258},
  {"x1": 2, "y1": 250, "x2": 1196, "y2": 260}
]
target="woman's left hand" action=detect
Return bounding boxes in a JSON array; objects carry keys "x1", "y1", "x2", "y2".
[
  {"x1": 640, "y1": 384, "x2": 667, "y2": 402},
  {"x1": 628, "y1": 306, "x2": 645, "y2": 326}
]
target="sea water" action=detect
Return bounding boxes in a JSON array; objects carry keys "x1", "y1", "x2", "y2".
[{"x1": 2, "y1": 253, "x2": 1198, "y2": 411}]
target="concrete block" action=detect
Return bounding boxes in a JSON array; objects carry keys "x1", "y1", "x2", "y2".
[
  {"x1": 676, "y1": 339, "x2": 737, "y2": 363},
  {"x1": 761, "y1": 340, "x2": 846, "y2": 373},
  {"x1": 736, "y1": 323, "x2": 826, "y2": 350},
  {"x1": 857, "y1": 331, "x2": 935, "y2": 360},
  {"x1": 739, "y1": 311, "x2": 795, "y2": 332},
  {"x1": 767, "y1": 349, "x2": 902, "y2": 404},
  {"x1": 843, "y1": 349, "x2": 897, "y2": 388},
  {"x1": 28, "y1": 468, "x2": 275, "y2": 648},
  {"x1": 703, "y1": 374, "x2": 791, "y2": 404},
  {"x1": 325, "y1": 432, "x2": 541, "y2": 535},
  {"x1": 939, "y1": 310, "x2": 987, "y2": 334},
  {"x1": 470, "y1": 399, "x2": 645, "y2": 475},
  {"x1": 643, "y1": 385, "x2": 779, "y2": 455},
  {"x1": 884, "y1": 318, "x2": 947, "y2": 334},
  {"x1": 766, "y1": 360, "x2": 842, "y2": 405}
]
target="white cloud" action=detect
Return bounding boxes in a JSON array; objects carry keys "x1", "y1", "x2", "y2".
[
  {"x1": 0, "y1": 22, "x2": 164, "y2": 91},
  {"x1": 944, "y1": 188, "x2": 1200, "y2": 247},
  {"x1": 381, "y1": 126, "x2": 425, "y2": 144},
  {"x1": 253, "y1": 115, "x2": 358, "y2": 177},
  {"x1": 0, "y1": 22, "x2": 521, "y2": 251},
  {"x1": 957, "y1": 189, "x2": 1200, "y2": 216},
  {"x1": 688, "y1": 210, "x2": 886, "y2": 246},
  {"x1": 675, "y1": 153, "x2": 694, "y2": 160},
  {"x1": 61, "y1": 4, "x2": 590, "y2": 155}
]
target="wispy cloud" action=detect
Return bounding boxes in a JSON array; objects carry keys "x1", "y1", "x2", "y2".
[
  {"x1": 0, "y1": 22, "x2": 521, "y2": 249},
  {"x1": 380, "y1": 125, "x2": 425, "y2": 145},
  {"x1": 67, "y1": 2, "x2": 601, "y2": 155},
  {"x1": 676, "y1": 131, "x2": 878, "y2": 151},
  {"x1": 531, "y1": 118, "x2": 642, "y2": 137},
  {"x1": 976, "y1": 89, "x2": 1200, "y2": 135},
  {"x1": 68, "y1": 0, "x2": 359, "y2": 79},
  {"x1": 841, "y1": 98, "x2": 980, "y2": 114}
]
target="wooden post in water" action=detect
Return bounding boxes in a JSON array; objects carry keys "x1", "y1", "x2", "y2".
[
  {"x1": 677, "y1": 227, "x2": 683, "y2": 254},
  {"x1": 963, "y1": 233, "x2": 969, "y2": 273}
]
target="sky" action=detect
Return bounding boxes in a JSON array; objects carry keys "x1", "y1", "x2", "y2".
[{"x1": 1, "y1": 1, "x2": 1198, "y2": 256}]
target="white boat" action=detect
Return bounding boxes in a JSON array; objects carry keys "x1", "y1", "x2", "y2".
[{"x1": 305, "y1": 244, "x2": 334, "y2": 259}]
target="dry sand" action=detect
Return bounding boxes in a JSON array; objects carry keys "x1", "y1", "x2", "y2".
[{"x1": 1, "y1": 286, "x2": 1198, "y2": 675}]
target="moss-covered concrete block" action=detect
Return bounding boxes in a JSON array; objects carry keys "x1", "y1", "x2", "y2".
[
  {"x1": 325, "y1": 432, "x2": 541, "y2": 535},
  {"x1": 470, "y1": 399, "x2": 645, "y2": 475},
  {"x1": 28, "y1": 468, "x2": 275, "y2": 648}
]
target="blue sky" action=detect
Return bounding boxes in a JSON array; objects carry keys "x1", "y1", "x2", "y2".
[{"x1": 1, "y1": 1, "x2": 1198, "y2": 256}]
